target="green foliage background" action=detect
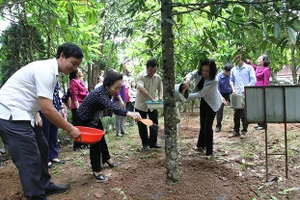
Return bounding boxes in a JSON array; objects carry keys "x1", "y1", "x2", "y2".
[{"x1": 0, "y1": 0, "x2": 299, "y2": 86}]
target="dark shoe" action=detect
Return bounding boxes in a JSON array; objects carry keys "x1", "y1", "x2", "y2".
[
  {"x1": 106, "y1": 161, "x2": 118, "y2": 168},
  {"x1": 142, "y1": 146, "x2": 150, "y2": 151},
  {"x1": 51, "y1": 159, "x2": 66, "y2": 164},
  {"x1": 93, "y1": 173, "x2": 106, "y2": 181},
  {"x1": 215, "y1": 127, "x2": 221, "y2": 132},
  {"x1": 150, "y1": 143, "x2": 162, "y2": 148},
  {"x1": 228, "y1": 131, "x2": 240, "y2": 138},
  {"x1": 45, "y1": 184, "x2": 70, "y2": 196}
]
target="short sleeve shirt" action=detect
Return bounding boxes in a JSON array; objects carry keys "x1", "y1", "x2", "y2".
[
  {"x1": 135, "y1": 70, "x2": 162, "y2": 112},
  {"x1": 0, "y1": 58, "x2": 59, "y2": 125}
]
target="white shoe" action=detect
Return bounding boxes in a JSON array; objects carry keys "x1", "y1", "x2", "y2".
[
  {"x1": 204, "y1": 155, "x2": 213, "y2": 160},
  {"x1": 256, "y1": 126, "x2": 265, "y2": 130}
]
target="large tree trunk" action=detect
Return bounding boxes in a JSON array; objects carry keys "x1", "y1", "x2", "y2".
[{"x1": 161, "y1": 0, "x2": 179, "y2": 185}]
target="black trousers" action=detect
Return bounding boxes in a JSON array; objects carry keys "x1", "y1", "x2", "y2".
[
  {"x1": 197, "y1": 99, "x2": 216, "y2": 156},
  {"x1": 0, "y1": 118, "x2": 53, "y2": 200},
  {"x1": 72, "y1": 108, "x2": 86, "y2": 149},
  {"x1": 216, "y1": 92, "x2": 231, "y2": 128},
  {"x1": 233, "y1": 108, "x2": 248, "y2": 132},
  {"x1": 126, "y1": 102, "x2": 135, "y2": 112},
  {"x1": 135, "y1": 108, "x2": 158, "y2": 147},
  {"x1": 74, "y1": 113, "x2": 110, "y2": 172}
]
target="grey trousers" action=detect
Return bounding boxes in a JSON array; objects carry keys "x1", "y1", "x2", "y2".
[
  {"x1": 0, "y1": 118, "x2": 52, "y2": 200},
  {"x1": 114, "y1": 101, "x2": 125, "y2": 134}
]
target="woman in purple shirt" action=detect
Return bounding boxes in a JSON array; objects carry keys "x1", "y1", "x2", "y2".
[{"x1": 248, "y1": 55, "x2": 271, "y2": 130}]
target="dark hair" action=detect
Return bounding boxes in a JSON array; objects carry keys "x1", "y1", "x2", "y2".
[
  {"x1": 224, "y1": 63, "x2": 233, "y2": 72},
  {"x1": 103, "y1": 69, "x2": 123, "y2": 87},
  {"x1": 55, "y1": 43, "x2": 84, "y2": 59},
  {"x1": 62, "y1": 88, "x2": 71, "y2": 104},
  {"x1": 146, "y1": 59, "x2": 158, "y2": 69},
  {"x1": 131, "y1": 81, "x2": 137, "y2": 89},
  {"x1": 69, "y1": 69, "x2": 78, "y2": 80},
  {"x1": 198, "y1": 59, "x2": 218, "y2": 80},
  {"x1": 262, "y1": 55, "x2": 270, "y2": 67}
]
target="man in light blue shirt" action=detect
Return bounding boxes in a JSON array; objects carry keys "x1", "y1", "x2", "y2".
[
  {"x1": 229, "y1": 53, "x2": 256, "y2": 138},
  {"x1": 215, "y1": 63, "x2": 233, "y2": 132}
]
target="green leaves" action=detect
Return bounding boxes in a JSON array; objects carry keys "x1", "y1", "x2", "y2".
[
  {"x1": 292, "y1": 20, "x2": 300, "y2": 30},
  {"x1": 85, "y1": 9, "x2": 98, "y2": 25},
  {"x1": 166, "y1": 18, "x2": 176, "y2": 25},
  {"x1": 232, "y1": 6, "x2": 245, "y2": 17},
  {"x1": 287, "y1": 27, "x2": 297, "y2": 45},
  {"x1": 274, "y1": 22, "x2": 281, "y2": 39}
]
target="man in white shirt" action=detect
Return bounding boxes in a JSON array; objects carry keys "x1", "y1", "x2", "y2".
[{"x1": 0, "y1": 43, "x2": 83, "y2": 199}]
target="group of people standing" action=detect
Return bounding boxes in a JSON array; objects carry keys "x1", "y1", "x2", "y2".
[
  {"x1": 0, "y1": 42, "x2": 162, "y2": 199},
  {"x1": 182, "y1": 51, "x2": 271, "y2": 158},
  {"x1": 0, "y1": 41, "x2": 271, "y2": 199}
]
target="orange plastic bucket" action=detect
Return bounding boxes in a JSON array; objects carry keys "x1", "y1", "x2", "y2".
[{"x1": 74, "y1": 126, "x2": 105, "y2": 144}]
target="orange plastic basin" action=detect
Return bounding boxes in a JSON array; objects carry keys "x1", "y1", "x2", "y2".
[{"x1": 74, "y1": 126, "x2": 105, "y2": 144}]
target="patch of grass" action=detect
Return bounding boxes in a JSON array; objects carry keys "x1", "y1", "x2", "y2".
[
  {"x1": 240, "y1": 162, "x2": 248, "y2": 170},
  {"x1": 58, "y1": 129, "x2": 73, "y2": 146},
  {"x1": 51, "y1": 167, "x2": 62, "y2": 175},
  {"x1": 104, "y1": 123, "x2": 143, "y2": 160},
  {"x1": 111, "y1": 187, "x2": 127, "y2": 199},
  {"x1": 69, "y1": 150, "x2": 89, "y2": 167},
  {"x1": 139, "y1": 152, "x2": 159, "y2": 160},
  {"x1": 102, "y1": 115, "x2": 116, "y2": 134}
]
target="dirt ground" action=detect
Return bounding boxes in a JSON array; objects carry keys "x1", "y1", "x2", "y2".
[{"x1": 0, "y1": 106, "x2": 300, "y2": 200}]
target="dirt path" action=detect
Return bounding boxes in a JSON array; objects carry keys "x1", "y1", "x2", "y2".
[{"x1": 0, "y1": 107, "x2": 300, "y2": 199}]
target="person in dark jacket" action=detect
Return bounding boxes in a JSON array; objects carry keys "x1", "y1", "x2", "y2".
[{"x1": 75, "y1": 69, "x2": 141, "y2": 181}]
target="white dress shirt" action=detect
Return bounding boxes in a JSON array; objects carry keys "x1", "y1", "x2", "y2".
[{"x1": 0, "y1": 58, "x2": 59, "y2": 125}]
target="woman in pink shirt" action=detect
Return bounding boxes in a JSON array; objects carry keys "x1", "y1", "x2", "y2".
[
  {"x1": 248, "y1": 55, "x2": 271, "y2": 130},
  {"x1": 69, "y1": 69, "x2": 89, "y2": 150}
]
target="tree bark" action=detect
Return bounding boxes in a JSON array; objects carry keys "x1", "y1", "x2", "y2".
[
  {"x1": 290, "y1": 45, "x2": 296, "y2": 84},
  {"x1": 161, "y1": 0, "x2": 179, "y2": 185}
]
